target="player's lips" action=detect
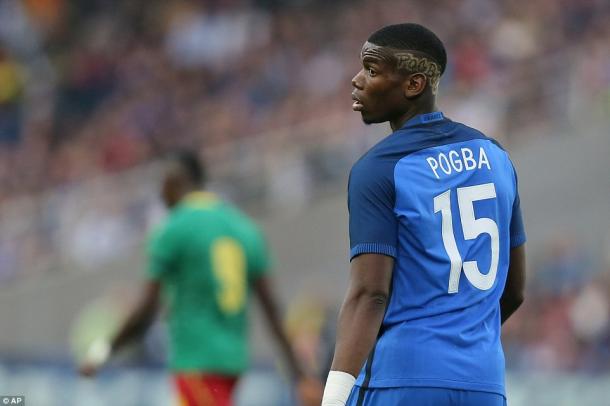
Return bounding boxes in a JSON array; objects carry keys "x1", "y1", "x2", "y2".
[{"x1": 352, "y1": 92, "x2": 364, "y2": 111}]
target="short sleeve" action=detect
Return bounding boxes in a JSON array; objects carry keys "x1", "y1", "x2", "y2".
[
  {"x1": 244, "y1": 223, "x2": 272, "y2": 280},
  {"x1": 509, "y1": 170, "x2": 526, "y2": 248},
  {"x1": 348, "y1": 158, "x2": 398, "y2": 260},
  {"x1": 147, "y1": 223, "x2": 179, "y2": 280}
]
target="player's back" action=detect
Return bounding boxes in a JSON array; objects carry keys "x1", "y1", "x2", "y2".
[
  {"x1": 150, "y1": 192, "x2": 269, "y2": 373},
  {"x1": 348, "y1": 113, "x2": 525, "y2": 396}
]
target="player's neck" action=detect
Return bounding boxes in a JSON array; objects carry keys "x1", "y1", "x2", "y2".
[{"x1": 390, "y1": 101, "x2": 436, "y2": 132}]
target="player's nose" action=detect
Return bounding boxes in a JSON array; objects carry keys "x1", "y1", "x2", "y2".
[{"x1": 351, "y1": 70, "x2": 364, "y2": 90}]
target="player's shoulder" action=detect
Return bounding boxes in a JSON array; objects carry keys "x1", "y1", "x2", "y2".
[
  {"x1": 162, "y1": 204, "x2": 199, "y2": 230},
  {"x1": 442, "y1": 118, "x2": 510, "y2": 152},
  {"x1": 350, "y1": 131, "x2": 408, "y2": 182},
  {"x1": 448, "y1": 120, "x2": 518, "y2": 180},
  {"x1": 157, "y1": 196, "x2": 219, "y2": 234},
  {"x1": 147, "y1": 215, "x2": 180, "y2": 252},
  {"x1": 150, "y1": 208, "x2": 186, "y2": 242},
  {"x1": 425, "y1": 118, "x2": 515, "y2": 170},
  {"x1": 350, "y1": 149, "x2": 392, "y2": 193}
]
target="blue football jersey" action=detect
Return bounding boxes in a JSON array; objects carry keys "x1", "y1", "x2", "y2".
[{"x1": 348, "y1": 112, "x2": 525, "y2": 396}]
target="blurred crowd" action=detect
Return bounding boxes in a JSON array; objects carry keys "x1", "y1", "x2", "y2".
[
  {"x1": 1, "y1": 0, "x2": 610, "y2": 376},
  {"x1": 1, "y1": 0, "x2": 610, "y2": 202},
  {"x1": 498, "y1": 238, "x2": 610, "y2": 373},
  {"x1": 284, "y1": 237, "x2": 610, "y2": 376}
]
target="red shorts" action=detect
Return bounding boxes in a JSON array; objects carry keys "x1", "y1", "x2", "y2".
[{"x1": 174, "y1": 373, "x2": 238, "y2": 406}]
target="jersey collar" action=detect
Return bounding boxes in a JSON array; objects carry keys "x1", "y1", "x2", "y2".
[
  {"x1": 182, "y1": 191, "x2": 218, "y2": 207},
  {"x1": 399, "y1": 111, "x2": 446, "y2": 130}
]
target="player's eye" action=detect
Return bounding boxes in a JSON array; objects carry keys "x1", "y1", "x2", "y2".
[{"x1": 367, "y1": 67, "x2": 377, "y2": 77}]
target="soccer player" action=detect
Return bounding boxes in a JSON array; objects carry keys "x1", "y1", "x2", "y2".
[
  {"x1": 322, "y1": 24, "x2": 526, "y2": 406},
  {"x1": 78, "y1": 150, "x2": 322, "y2": 406}
]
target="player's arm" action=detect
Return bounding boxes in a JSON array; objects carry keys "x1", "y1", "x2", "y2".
[
  {"x1": 254, "y1": 276, "x2": 323, "y2": 405},
  {"x1": 322, "y1": 158, "x2": 398, "y2": 404},
  {"x1": 323, "y1": 253, "x2": 393, "y2": 405},
  {"x1": 78, "y1": 281, "x2": 161, "y2": 377},
  {"x1": 500, "y1": 244, "x2": 525, "y2": 324},
  {"x1": 107, "y1": 221, "x2": 178, "y2": 349},
  {"x1": 79, "y1": 223, "x2": 173, "y2": 377},
  {"x1": 246, "y1": 224, "x2": 306, "y2": 380},
  {"x1": 254, "y1": 275, "x2": 304, "y2": 380},
  {"x1": 110, "y1": 280, "x2": 161, "y2": 351},
  {"x1": 502, "y1": 168, "x2": 527, "y2": 325}
]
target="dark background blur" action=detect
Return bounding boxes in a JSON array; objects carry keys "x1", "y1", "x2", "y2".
[{"x1": 0, "y1": 0, "x2": 609, "y2": 404}]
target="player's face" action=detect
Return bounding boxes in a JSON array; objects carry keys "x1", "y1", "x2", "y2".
[
  {"x1": 352, "y1": 42, "x2": 409, "y2": 124},
  {"x1": 161, "y1": 164, "x2": 182, "y2": 209},
  {"x1": 161, "y1": 175, "x2": 177, "y2": 208}
]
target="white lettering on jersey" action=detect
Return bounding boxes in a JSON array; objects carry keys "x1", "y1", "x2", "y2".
[
  {"x1": 426, "y1": 147, "x2": 492, "y2": 179},
  {"x1": 478, "y1": 147, "x2": 491, "y2": 170},
  {"x1": 427, "y1": 157, "x2": 440, "y2": 178},
  {"x1": 462, "y1": 147, "x2": 477, "y2": 170},
  {"x1": 439, "y1": 153, "x2": 451, "y2": 175},
  {"x1": 449, "y1": 150, "x2": 463, "y2": 172}
]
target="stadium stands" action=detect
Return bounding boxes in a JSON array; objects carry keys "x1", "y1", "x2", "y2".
[{"x1": 1, "y1": 0, "x2": 609, "y2": 404}]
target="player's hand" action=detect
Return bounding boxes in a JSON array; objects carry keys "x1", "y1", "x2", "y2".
[
  {"x1": 297, "y1": 376, "x2": 324, "y2": 406},
  {"x1": 78, "y1": 361, "x2": 101, "y2": 377},
  {"x1": 77, "y1": 338, "x2": 111, "y2": 378}
]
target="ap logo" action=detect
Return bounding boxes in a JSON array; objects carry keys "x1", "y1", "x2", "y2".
[{"x1": 1, "y1": 397, "x2": 24, "y2": 405}]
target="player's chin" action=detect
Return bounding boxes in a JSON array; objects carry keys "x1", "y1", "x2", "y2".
[{"x1": 361, "y1": 112, "x2": 385, "y2": 125}]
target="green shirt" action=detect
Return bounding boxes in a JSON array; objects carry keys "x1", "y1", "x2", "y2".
[{"x1": 147, "y1": 192, "x2": 270, "y2": 374}]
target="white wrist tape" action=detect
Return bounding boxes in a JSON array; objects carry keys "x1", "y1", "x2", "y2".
[
  {"x1": 322, "y1": 370, "x2": 356, "y2": 406},
  {"x1": 85, "y1": 338, "x2": 111, "y2": 366}
]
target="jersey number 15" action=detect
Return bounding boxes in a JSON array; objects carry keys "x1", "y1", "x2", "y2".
[{"x1": 434, "y1": 182, "x2": 499, "y2": 293}]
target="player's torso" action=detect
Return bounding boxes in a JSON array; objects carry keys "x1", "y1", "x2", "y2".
[
  {"x1": 388, "y1": 136, "x2": 516, "y2": 326},
  {"x1": 162, "y1": 198, "x2": 255, "y2": 372},
  {"x1": 355, "y1": 117, "x2": 516, "y2": 394},
  {"x1": 168, "y1": 201, "x2": 253, "y2": 315}
]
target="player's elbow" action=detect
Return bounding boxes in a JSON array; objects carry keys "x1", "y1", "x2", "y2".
[
  {"x1": 349, "y1": 287, "x2": 390, "y2": 309},
  {"x1": 368, "y1": 291, "x2": 390, "y2": 307}
]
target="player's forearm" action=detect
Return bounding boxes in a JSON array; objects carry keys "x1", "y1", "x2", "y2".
[
  {"x1": 110, "y1": 282, "x2": 160, "y2": 353},
  {"x1": 255, "y1": 277, "x2": 305, "y2": 379},
  {"x1": 263, "y1": 300, "x2": 304, "y2": 379},
  {"x1": 330, "y1": 289, "x2": 387, "y2": 377},
  {"x1": 110, "y1": 306, "x2": 156, "y2": 352}
]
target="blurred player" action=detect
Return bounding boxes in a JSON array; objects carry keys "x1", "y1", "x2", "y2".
[
  {"x1": 322, "y1": 24, "x2": 526, "y2": 405},
  {"x1": 78, "y1": 150, "x2": 321, "y2": 406}
]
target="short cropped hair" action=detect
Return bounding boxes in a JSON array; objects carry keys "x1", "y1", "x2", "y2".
[
  {"x1": 368, "y1": 23, "x2": 447, "y2": 74},
  {"x1": 171, "y1": 149, "x2": 206, "y2": 185}
]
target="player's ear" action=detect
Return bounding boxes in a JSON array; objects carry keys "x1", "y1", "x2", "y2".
[{"x1": 403, "y1": 73, "x2": 427, "y2": 98}]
